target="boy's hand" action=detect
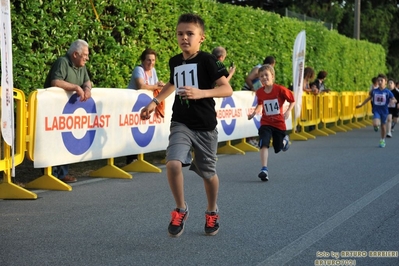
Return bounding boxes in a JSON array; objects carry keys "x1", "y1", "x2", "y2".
[
  {"x1": 356, "y1": 104, "x2": 361, "y2": 109},
  {"x1": 140, "y1": 102, "x2": 156, "y2": 120},
  {"x1": 178, "y1": 86, "x2": 205, "y2": 100},
  {"x1": 248, "y1": 113, "x2": 255, "y2": 120}
]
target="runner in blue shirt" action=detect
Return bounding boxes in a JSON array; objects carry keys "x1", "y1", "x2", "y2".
[{"x1": 356, "y1": 74, "x2": 397, "y2": 147}]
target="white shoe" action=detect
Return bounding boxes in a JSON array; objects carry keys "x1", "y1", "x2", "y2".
[
  {"x1": 387, "y1": 132, "x2": 392, "y2": 138},
  {"x1": 247, "y1": 138, "x2": 258, "y2": 147}
]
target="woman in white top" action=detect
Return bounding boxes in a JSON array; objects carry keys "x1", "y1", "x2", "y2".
[
  {"x1": 126, "y1": 48, "x2": 165, "y2": 164},
  {"x1": 128, "y1": 48, "x2": 164, "y2": 90}
]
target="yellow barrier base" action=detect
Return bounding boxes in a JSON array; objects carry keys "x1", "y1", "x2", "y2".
[
  {"x1": 296, "y1": 131, "x2": 317, "y2": 140},
  {"x1": 91, "y1": 158, "x2": 132, "y2": 178},
  {"x1": 290, "y1": 132, "x2": 308, "y2": 141},
  {"x1": 234, "y1": 139, "x2": 259, "y2": 152},
  {"x1": 346, "y1": 122, "x2": 362, "y2": 129},
  {"x1": 24, "y1": 174, "x2": 72, "y2": 191},
  {"x1": 336, "y1": 122, "x2": 353, "y2": 131},
  {"x1": 355, "y1": 119, "x2": 370, "y2": 127},
  {"x1": 320, "y1": 126, "x2": 337, "y2": 135},
  {"x1": 217, "y1": 140, "x2": 245, "y2": 155},
  {"x1": 363, "y1": 117, "x2": 373, "y2": 125},
  {"x1": 363, "y1": 120, "x2": 373, "y2": 126},
  {"x1": 121, "y1": 154, "x2": 161, "y2": 173},
  {"x1": 352, "y1": 120, "x2": 367, "y2": 128},
  {"x1": 308, "y1": 128, "x2": 329, "y2": 137},
  {"x1": 0, "y1": 182, "x2": 37, "y2": 199},
  {"x1": 329, "y1": 125, "x2": 348, "y2": 132}
]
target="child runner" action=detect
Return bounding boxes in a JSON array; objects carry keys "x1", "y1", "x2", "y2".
[
  {"x1": 356, "y1": 74, "x2": 397, "y2": 147},
  {"x1": 248, "y1": 64, "x2": 295, "y2": 181},
  {"x1": 140, "y1": 13, "x2": 232, "y2": 237},
  {"x1": 386, "y1": 78, "x2": 399, "y2": 138}
]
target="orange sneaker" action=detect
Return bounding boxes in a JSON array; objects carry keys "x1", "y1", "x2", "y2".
[{"x1": 60, "y1": 175, "x2": 77, "y2": 183}]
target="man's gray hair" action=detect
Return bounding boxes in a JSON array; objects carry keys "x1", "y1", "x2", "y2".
[
  {"x1": 67, "y1": 39, "x2": 89, "y2": 56},
  {"x1": 212, "y1": 46, "x2": 226, "y2": 59}
]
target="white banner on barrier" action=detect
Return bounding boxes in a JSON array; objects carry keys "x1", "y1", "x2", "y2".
[
  {"x1": 0, "y1": 0, "x2": 14, "y2": 146},
  {"x1": 34, "y1": 88, "x2": 292, "y2": 167},
  {"x1": 293, "y1": 30, "x2": 306, "y2": 122}
]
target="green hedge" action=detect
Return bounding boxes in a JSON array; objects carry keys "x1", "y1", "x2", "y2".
[{"x1": 10, "y1": 0, "x2": 386, "y2": 96}]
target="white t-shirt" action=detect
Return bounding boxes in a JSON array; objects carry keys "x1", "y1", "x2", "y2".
[{"x1": 127, "y1": 65, "x2": 159, "y2": 90}]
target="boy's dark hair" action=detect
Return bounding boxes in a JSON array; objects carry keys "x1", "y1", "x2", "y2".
[
  {"x1": 371, "y1": 77, "x2": 378, "y2": 84},
  {"x1": 317, "y1": 70, "x2": 328, "y2": 80},
  {"x1": 377, "y1": 73, "x2": 387, "y2": 81},
  {"x1": 177, "y1": 13, "x2": 205, "y2": 33},
  {"x1": 140, "y1": 48, "x2": 157, "y2": 62},
  {"x1": 263, "y1": 56, "x2": 275, "y2": 65}
]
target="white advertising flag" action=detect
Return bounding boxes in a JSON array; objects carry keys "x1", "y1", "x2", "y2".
[
  {"x1": 292, "y1": 30, "x2": 306, "y2": 121},
  {"x1": 0, "y1": 0, "x2": 14, "y2": 146}
]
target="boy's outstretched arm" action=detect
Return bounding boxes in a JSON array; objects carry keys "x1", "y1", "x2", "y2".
[
  {"x1": 140, "y1": 82, "x2": 175, "y2": 120},
  {"x1": 356, "y1": 95, "x2": 371, "y2": 108},
  {"x1": 284, "y1": 101, "x2": 295, "y2": 120},
  {"x1": 248, "y1": 104, "x2": 262, "y2": 120}
]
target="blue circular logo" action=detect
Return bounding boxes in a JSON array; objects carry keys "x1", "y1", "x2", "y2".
[
  {"x1": 220, "y1": 97, "x2": 236, "y2": 135},
  {"x1": 62, "y1": 94, "x2": 96, "y2": 155},
  {"x1": 131, "y1": 94, "x2": 155, "y2": 147}
]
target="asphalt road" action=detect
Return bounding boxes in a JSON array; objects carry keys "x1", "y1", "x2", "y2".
[{"x1": 1, "y1": 125, "x2": 399, "y2": 266}]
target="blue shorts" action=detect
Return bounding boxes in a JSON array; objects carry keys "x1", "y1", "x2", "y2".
[{"x1": 373, "y1": 110, "x2": 388, "y2": 124}]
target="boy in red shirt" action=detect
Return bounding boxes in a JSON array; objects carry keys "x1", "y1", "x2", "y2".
[{"x1": 248, "y1": 64, "x2": 295, "y2": 181}]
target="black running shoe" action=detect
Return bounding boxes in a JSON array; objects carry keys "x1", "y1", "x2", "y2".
[
  {"x1": 258, "y1": 169, "x2": 269, "y2": 181},
  {"x1": 205, "y1": 211, "x2": 220, "y2": 236},
  {"x1": 168, "y1": 204, "x2": 189, "y2": 237}
]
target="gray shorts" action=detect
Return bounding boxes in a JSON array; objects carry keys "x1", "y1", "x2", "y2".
[{"x1": 166, "y1": 121, "x2": 218, "y2": 179}]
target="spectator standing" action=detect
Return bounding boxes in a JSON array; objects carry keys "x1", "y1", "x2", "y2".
[
  {"x1": 211, "y1": 46, "x2": 236, "y2": 82},
  {"x1": 356, "y1": 74, "x2": 396, "y2": 148},
  {"x1": 140, "y1": 13, "x2": 232, "y2": 237},
  {"x1": 126, "y1": 48, "x2": 165, "y2": 164},
  {"x1": 247, "y1": 64, "x2": 295, "y2": 182},
  {"x1": 312, "y1": 70, "x2": 330, "y2": 93},
  {"x1": 43, "y1": 39, "x2": 92, "y2": 183},
  {"x1": 303, "y1": 66, "x2": 318, "y2": 94},
  {"x1": 242, "y1": 56, "x2": 275, "y2": 91}
]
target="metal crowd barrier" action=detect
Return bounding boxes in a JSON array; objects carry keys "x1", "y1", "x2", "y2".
[{"x1": 1, "y1": 90, "x2": 372, "y2": 200}]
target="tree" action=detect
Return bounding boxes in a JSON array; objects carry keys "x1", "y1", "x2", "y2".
[{"x1": 217, "y1": 0, "x2": 399, "y2": 80}]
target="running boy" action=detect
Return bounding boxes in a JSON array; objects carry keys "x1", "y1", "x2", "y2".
[
  {"x1": 140, "y1": 13, "x2": 232, "y2": 237},
  {"x1": 386, "y1": 78, "x2": 399, "y2": 138},
  {"x1": 356, "y1": 74, "x2": 397, "y2": 147},
  {"x1": 248, "y1": 64, "x2": 295, "y2": 181}
]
